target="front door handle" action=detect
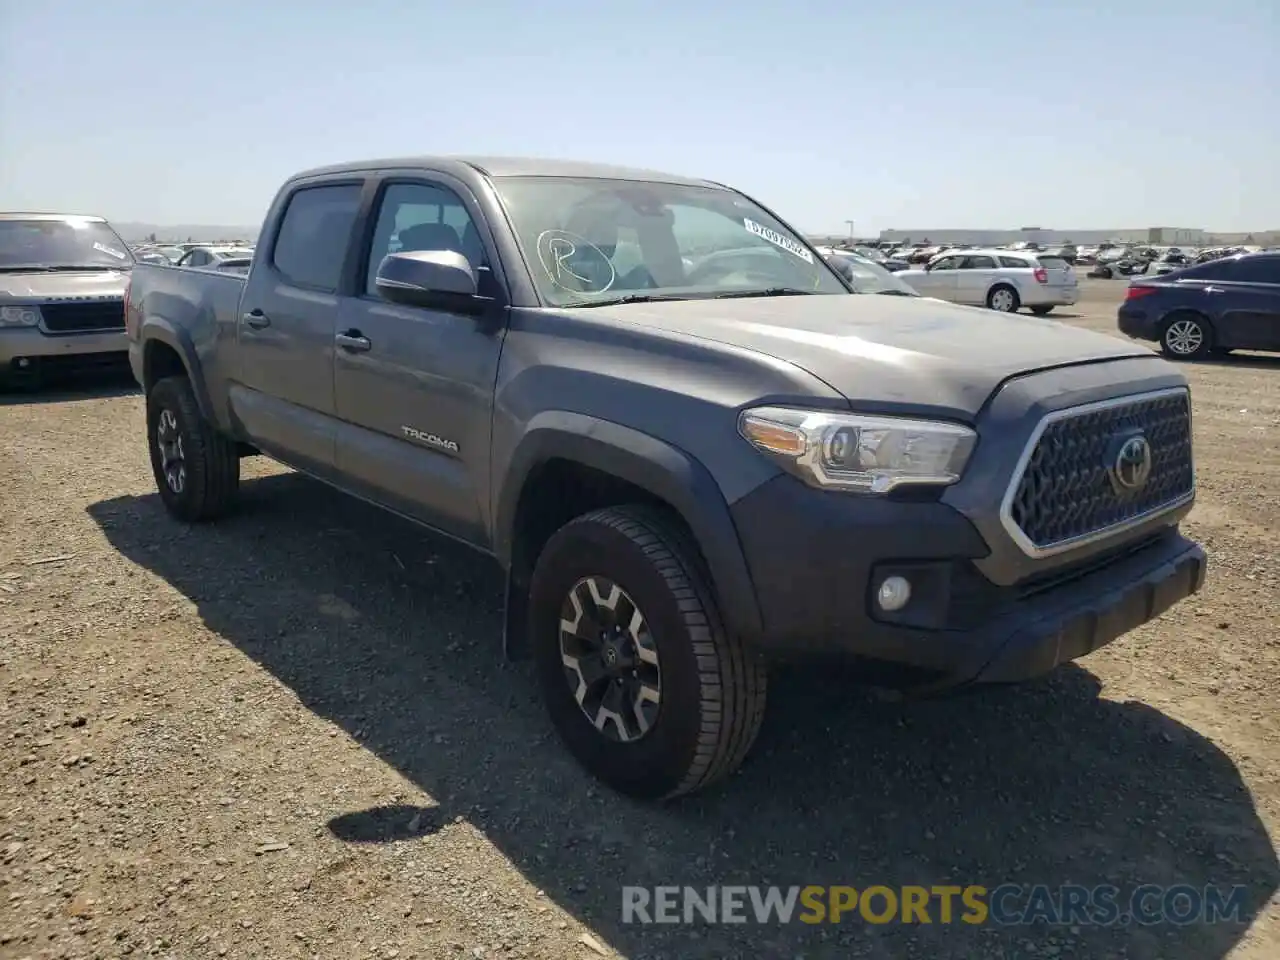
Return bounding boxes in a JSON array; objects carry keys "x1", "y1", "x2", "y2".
[
  {"x1": 1203, "y1": 285, "x2": 1223, "y2": 294},
  {"x1": 335, "y1": 330, "x2": 372, "y2": 352},
  {"x1": 242, "y1": 309, "x2": 270, "y2": 329}
]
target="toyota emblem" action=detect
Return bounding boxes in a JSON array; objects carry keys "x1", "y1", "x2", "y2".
[{"x1": 1111, "y1": 434, "x2": 1153, "y2": 492}]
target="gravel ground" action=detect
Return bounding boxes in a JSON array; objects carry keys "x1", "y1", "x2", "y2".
[{"x1": 1, "y1": 278, "x2": 1278, "y2": 960}]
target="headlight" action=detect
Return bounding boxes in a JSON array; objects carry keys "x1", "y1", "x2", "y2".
[
  {"x1": 0, "y1": 305, "x2": 40, "y2": 327},
  {"x1": 738, "y1": 406, "x2": 976, "y2": 493}
]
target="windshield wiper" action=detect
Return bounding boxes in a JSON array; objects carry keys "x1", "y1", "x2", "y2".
[
  {"x1": 712, "y1": 287, "x2": 815, "y2": 299},
  {"x1": 42, "y1": 264, "x2": 124, "y2": 272},
  {"x1": 569, "y1": 293, "x2": 689, "y2": 308},
  {"x1": 874, "y1": 289, "x2": 916, "y2": 296}
]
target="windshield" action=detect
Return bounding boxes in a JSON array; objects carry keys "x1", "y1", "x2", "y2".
[
  {"x1": 493, "y1": 176, "x2": 848, "y2": 305},
  {"x1": 0, "y1": 218, "x2": 133, "y2": 270},
  {"x1": 827, "y1": 252, "x2": 919, "y2": 295}
]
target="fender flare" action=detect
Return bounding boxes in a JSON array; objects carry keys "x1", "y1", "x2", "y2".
[
  {"x1": 495, "y1": 411, "x2": 765, "y2": 646},
  {"x1": 139, "y1": 318, "x2": 215, "y2": 420}
]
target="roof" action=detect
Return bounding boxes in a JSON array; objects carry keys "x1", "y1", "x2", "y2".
[
  {"x1": 934, "y1": 248, "x2": 1050, "y2": 258},
  {"x1": 0, "y1": 212, "x2": 107, "y2": 222},
  {"x1": 291, "y1": 155, "x2": 720, "y2": 188}
]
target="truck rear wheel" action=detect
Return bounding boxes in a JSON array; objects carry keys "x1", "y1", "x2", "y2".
[
  {"x1": 146, "y1": 375, "x2": 240, "y2": 521},
  {"x1": 528, "y1": 505, "x2": 767, "y2": 800}
]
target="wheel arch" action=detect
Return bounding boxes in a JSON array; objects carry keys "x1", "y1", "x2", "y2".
[
  {"x1": 495, "y1": 412, "x2": 765, "y2": 657},
  {"x1": 140, "y1": 321, "x2": 215, "y2": 420}
]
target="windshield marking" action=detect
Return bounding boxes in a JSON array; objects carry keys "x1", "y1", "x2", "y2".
[
  {"x1": 743, "y1": 218, "x2": 814, "y2": 264},
  {"x1": 92, "y1": 242, "x2": 128, "y2": 260},
  {"x1": 535, "y1": 229, "x2": 616, "y2": 294}
]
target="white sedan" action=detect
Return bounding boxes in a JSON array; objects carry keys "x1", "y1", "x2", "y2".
[{"x1": 897, "y1": 249, "x2": 1079, "y2": 315}]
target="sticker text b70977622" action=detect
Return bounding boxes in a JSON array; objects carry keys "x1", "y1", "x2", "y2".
[{"x1": 743, "y1": 218, "x2": 814, "y2": 264}]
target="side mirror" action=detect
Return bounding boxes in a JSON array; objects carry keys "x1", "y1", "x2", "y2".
[{"x1": 375, "y1": 250, "x2": 481, "y2": 314}]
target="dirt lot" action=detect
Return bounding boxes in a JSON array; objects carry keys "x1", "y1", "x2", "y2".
[{"x1": 1, "y1": 278, "x2": 1277, "y2": 960}]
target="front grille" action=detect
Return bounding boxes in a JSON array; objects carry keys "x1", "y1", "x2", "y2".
[
  {"x1": 1004, "y1": 389, "x2": 1193, "y2": 555},
  {"x1": 40, "y1": 300, "x2": 125, "y2": 333}
]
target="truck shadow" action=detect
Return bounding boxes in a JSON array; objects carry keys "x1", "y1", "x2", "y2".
[{"x1": 88, "y1": 473, "x2": 1278, "y2": 960}]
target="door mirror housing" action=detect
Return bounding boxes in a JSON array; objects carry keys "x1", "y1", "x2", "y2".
[{"x1": 375, "y1": 250, "x2": 482, "y2": 314}]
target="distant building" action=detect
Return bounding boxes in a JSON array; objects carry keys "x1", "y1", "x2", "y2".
[{"x1": 872, "y1": 227, "x2": 1210, "y2": 246}]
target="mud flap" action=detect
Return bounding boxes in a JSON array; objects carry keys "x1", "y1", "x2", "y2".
[{"x1": 502, "y1": 567, "x2": 530, "y2": 660}]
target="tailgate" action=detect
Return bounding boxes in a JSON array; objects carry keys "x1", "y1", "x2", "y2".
[{"x1": 1037, "y1": 255, "x2": 1077, "y2": 288}]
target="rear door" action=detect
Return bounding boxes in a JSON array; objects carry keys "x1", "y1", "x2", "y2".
[
  {"x1": 233, "y1": 180, "x2": 365, "y2": 473},
  {"x1": 956, "y1": 254, "x2": 998, "y2": 304},
  {"x1": 1213, "y1": 256, "x2": 1280, "y2": 350}
]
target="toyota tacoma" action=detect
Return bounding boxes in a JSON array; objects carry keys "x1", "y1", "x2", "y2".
[{"x1": 124, "y1": 157, "x2": 1206, "y2": 799}]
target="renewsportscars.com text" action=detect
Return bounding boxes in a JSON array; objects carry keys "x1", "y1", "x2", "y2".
[{"x1": 622, "y1": 884, "x2": 1248, "y2": 926}]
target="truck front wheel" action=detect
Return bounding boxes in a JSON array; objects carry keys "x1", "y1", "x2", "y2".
[
  {"x1": 146, "y1": 375, "x2": 240, "y2": 522},
  {"x1": 528, "y1": 505, "x2": 767, "y2": 800}
]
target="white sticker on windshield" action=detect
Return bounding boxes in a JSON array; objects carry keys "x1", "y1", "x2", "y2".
[
  {"x1": 743, "y1": 218, "x2": 813, "y2": 264},
  {"x1": 93, "y1": 241, "x2": 127, "y2": 260}
]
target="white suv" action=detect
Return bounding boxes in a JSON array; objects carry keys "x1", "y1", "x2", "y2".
[{"x1": 898, "y1": 249, "x2": 1079, "y2": 314}]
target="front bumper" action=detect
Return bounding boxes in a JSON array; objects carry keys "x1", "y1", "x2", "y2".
[
  {"x1": 0, "y1": 327, "x2": 128, "y2": 380},
  {"x1": 730, "y1": 474, "x2": 1205, "y2": 691},
  {"x1": 0, "y1": 326, "x2": 128, "y2": 360}
]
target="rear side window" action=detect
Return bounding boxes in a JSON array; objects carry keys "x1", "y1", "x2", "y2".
[
  {"x1": 963, "y1": 255, "x2": 996, "y2": 269},
  {"x1": 999, "y1": 256, "x2": 1030, "y2": 269},
  {"x1": 1037, "y1": 256, "x2": 1070, "y2": 270},
  {"x1": 1223, "y1": 256, "x2": 1280, "y2": 284},
  {"x1": 272, "y1": 183, "x2": 362, "y2": 291},
  {"x1": 1170, "y1": 259, "x2": 1235, "y2": 281}
]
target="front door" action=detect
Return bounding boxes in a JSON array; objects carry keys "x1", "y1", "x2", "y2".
[
  {"x1": 333, "y1": 177, "x2": 506, "y2": 548},
  {"x1": 233, "y1": 181, "x2": 363, "y2": 472},
  {"x1": 915, "y1": 254, "x2": 963, "y2": 300}
]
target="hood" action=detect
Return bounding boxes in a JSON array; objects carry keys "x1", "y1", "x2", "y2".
[
  {"x1": 0, "y1": 269, "x2": 130, "y2": 300},
  {"x1": 571, "y1": 294, "x2": 1154, "y2": 416}
]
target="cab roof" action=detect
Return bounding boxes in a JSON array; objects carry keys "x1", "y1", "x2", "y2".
[{"x1": 290, "y1": 155, "x2": 722, "y2": 188}]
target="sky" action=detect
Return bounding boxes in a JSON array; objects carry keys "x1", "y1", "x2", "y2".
[{"x1": 1, "y1": 0, "x2": 1276, "y2": 235}]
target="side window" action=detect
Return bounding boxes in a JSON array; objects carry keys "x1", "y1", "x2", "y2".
[
  {"x1": 963, "y1": 255, "x2": 996, "y2": 269},
  {"x1": 271, "y1": 183, "x2": 362, "y2": 291},
  {"x1": 1223, "y1": 257, "x2": 1280, "y2": 284},
  {"x1": 999, "y1": 256, "x2": 1029, "y2": 268},
  {"x1": 190, "y1": 251, "x2": 209, "y2": 267},
  {"x1": 930, "y1": 256, "x2": 961, "y2": 270},
  {"x1": 365, "y1": 182, "x2": 486, "y2": 295}
]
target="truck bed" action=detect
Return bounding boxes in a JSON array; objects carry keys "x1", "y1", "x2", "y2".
[{"x1": 128, "y1": 262, "x2": 246, "y2": 343}]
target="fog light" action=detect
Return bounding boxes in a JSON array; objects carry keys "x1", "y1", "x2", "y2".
[
  {"x1": 16, "y1": 357, "x2": 31, "y2": 368},
  {"x1": 877, "y1": 576, "x2": 912, "y2": 612}
]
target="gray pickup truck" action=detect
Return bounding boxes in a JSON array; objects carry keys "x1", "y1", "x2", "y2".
[
  {"x1": 125, "y1": 156, "x2": 1206, "y2": 799},
  {"x1": 1, "y1": 213, "x2": 135, "y2": 387}
]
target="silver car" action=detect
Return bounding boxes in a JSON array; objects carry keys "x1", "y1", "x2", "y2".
[
  {"x1": 0, "y1": 213, "x2": 133, "y2": 387},
  {"x1": 897, "y1": 248, "x2": 1079, "y2": 315}
]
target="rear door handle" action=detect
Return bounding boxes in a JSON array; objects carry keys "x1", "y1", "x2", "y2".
[
  {"x1": 335, "y1": 330, "x2": 372, "y2": 352},
  {"x1": 242, "y1": 309, "x2": 270, "y2": 329},
  {"x1": 1203, "y1": 285, "x2": 1223, "y2": 294}
]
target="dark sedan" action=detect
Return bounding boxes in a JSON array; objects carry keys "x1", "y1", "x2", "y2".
[{"x1": 1116, "y1": 252, "x2": 1280, "y2": 359}]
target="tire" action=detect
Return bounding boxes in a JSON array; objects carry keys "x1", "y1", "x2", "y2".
[
  {"x1": 987, "y1": 284, "x2": 1020, "y2": 313},
  {"x1": 528, "y1": 505, "x2": 767, "y2": 800},
  {"x1": 146, "y1": 375, "x2": 240, "y2": 521},
  {"x1": 1029, "y1": 305, "x2": 1054, "y2": 316},
  {"x1": 1159, "y1": 312, "x2": 1212, "y2": 360}
]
